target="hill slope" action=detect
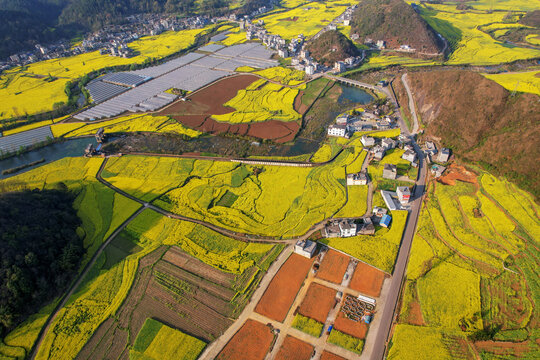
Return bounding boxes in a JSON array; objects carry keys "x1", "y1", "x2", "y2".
[
  {"x1": 306, "y1": 30, "x2": 360, "y2": 66},
  {"x1": 405, "y1": 70, "x2": 540, "y2": 197},
  {"x1": 350, "y1": 0, "x2": 442, "y2": 54}
]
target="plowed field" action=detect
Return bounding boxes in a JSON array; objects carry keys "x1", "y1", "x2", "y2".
[
  {"x1": 317, "y1": 249, "x2": 350, "y2": 284},
  {"x1": 160, "y1": 74, "x2": 300, "y2": 143},
  {"x1": 321, "y1": 351, "x2": 347, "y2": 360},
  {"x1": 255, "y1": 254, "x2": 313, "y2": 322},
  {"x1": 349, "y1": 262, "x2": 385, "y2": 298},
  {"x1": 298, "y1": 283, "x2": 337, "y2": 323},
  {"x1": 216, "y1": 320, "x2": 274, "y2": 360},
  {"x1": 334, "y1": 310, "x2": 368, "y2": 339},
  {"x1": 275, "y1": 336, "x2": 314, "y2": 360}
]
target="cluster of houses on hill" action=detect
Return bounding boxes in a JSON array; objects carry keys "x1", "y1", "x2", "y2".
[
  {"x1": 2, "y1": 14, "x2": 216, "y2": 69},
  {"x1": 421, "y1": 140, "x2": 451, "y2": 178},
  {"x1": 327, "y1": 111, "x2": 398, "y2": 140}
]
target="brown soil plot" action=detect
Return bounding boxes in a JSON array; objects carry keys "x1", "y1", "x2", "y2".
[
  {"x1": 275, "y1": 336, "x2": 314, "y2": 360},
  {"x1": 333, "y1": 310, "x2": 368, "y2": 339},
  {"x1": 160, "y1": 74, "x2": 301, "y2": 142},
  {"x1": 298, "y1": 283, "x2": 337, "y2": 323},
  {"x1": 255, "y1": 253, "x2": 313, "y2": 322},
  {"x1": 438, "y1": 163, "x2": 477, "y2": 186},
  {"x1": 216, "y1": 320, "x2": 274, "y2": 360},
  {"x1": 349, "y1": 262, "x2": 385, "y2": 298},
  {"x1": 317, "y1": 249, "x2": 350, "y2": 284},
  {"x1": 320, "y1": 351, "x2": 347, "y2": 360}
]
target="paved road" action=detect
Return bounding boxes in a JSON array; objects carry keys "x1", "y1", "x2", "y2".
[
  {"x1": 368, "y1": 75, "x2": 428, "y2": 360},
  {"x1": 401, "y1": 73, "x2": 420, "y2": 134}
]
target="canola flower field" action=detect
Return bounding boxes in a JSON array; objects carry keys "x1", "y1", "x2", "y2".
[
  {"x1": 417, "y1": 3, "x2": 540, "y2": 65},
  {"x1": 51, "y1": 114, "x2": 202, "y2": 138},
  {"x1": 0, "y1": 27, "x2": 211, "y2": 120},
  {"x1": 390, "y1": 167, "x2": 540, "y2": 359},
  {"x1": 212, "y1": 79, "x2": 302, "y2": 123},
  {"x1": 258, "y1": 0, "x2": 355, "y2": 40},
  {"x1": 482, "y1": 70, "x2": 540, "y2": 96}
]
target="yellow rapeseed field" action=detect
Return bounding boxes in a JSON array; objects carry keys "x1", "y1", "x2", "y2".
[{"x1": 482, "y1": 71, "x2": 540, "y2": 96}]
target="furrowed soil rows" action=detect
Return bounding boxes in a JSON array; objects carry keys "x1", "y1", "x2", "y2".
[
  {"x1": 349, "y1": 262, "x2": 386, "y2": 298},
  {"x1": 162, "y1": 246, "x2": 234, "y2": 287},
  {"x1": 317, "y1": 249, "x2": 350, "y2": 284},
  {"x1": 298, "y1": 283, "x2": 337, "y2": 323},
  {"x1": 321, "y1": 351, "x2": 347, "y2": 360},
  {"x1": 255, "y1": 254, "x2": 313, "y2": 322},
  {"x1": 76, "y1": 245, "x2": 265, "y2": 360},
  {"x1": 275, "y1": 335, "x2": 314, "y2": 360},
  {"x1": 216, "y1": 320, "x2": 274, "y2": 360},
  {"x1": 334, "y1": 309, "x2": 369, "y2": 339}
]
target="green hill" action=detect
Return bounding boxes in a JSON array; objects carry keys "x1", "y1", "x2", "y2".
[
  {"x1": 306, "y1": 30, "x2": 360, "y2": 66},
  {"x1": 350, "y1": 0, "x2": 443, "y2": 54}
]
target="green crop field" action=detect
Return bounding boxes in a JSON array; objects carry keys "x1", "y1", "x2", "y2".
[
  {"x1": 327, "y1": 329, "x2": 364, "y2": 354},
  {"x1": 391, "y1": 165, "x2": 540, "y2": 359},
  {"x1": 51, "y1": 114, "x2": 202, "y2": 138},
  {"x1": 212, "y1": 79, "x2": 302, "y2": 123},
  {"x1": 131, "y1": 318, "x2": 206, "y2": 360},
  {"x1": 98, "y1": 152, "x2": 355, "y2": 238},
  {"x1": 0, "y1": 27, "x2": 211, "y2": 120},
  {"x1": 292, "y1": 314, "x2": 324, "y2": 337}
]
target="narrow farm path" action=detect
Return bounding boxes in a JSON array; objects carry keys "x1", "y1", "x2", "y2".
[
  {"x1": 29, "y1": 206, "x2": 145, "y2": 360},
  {"x1": 198, "y1": 245, "x2": 294, "y2": 360}
]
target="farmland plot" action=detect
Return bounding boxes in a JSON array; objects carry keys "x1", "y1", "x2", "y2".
[
  {"x1": 298, "y1": 283, "x2": 337, "y2": 323},
  {"x1": 391, "y1": 167, "x2": 540, "y2": 358},
  {"x1": 216, "y1": 320, "x2": 274, "y2": 360},
  {"x1": 275, "y1": 336, "x2": 314, "y2": 360}
]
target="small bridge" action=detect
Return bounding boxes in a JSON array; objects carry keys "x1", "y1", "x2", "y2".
[{"x1": 325, "y1": 75, "x2": 379, "y2": 91}]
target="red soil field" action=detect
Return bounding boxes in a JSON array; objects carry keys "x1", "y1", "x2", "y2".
[
  {"x1": 275, "y1": 336, "x2": 313, "y2": 360},
  {"x1": 334, "y1": 311, "x2": 368, "y2": 339},
  {"x1": 298, "y1": 283, "x2": 337, "y2": 323},
  {"x1": 349, "y1": 262, "x2": 385, "y2": 298},
  {"x1": 255, "y1": 253, "x2": 313, "y2": 322},
  {"x1": 320, "y1": 351, "x2": 347, "y2": 360},
  {"x1": 160, "y1": 74, "x2": 301, "y2": 142},
  {"x1": 438, "y1": 163, "x2": 477, "y2": 186},
  {"x1": 317, "y1": 249, "x2": 350, "y2": 284},
  {"x1": 216, "y1": 320, "x2": 274, "y2": 360}
]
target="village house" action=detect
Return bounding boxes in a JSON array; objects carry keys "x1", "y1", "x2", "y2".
[
  {"x1": 372, "y1": 145, "x2": 386, "y2": 161},
  {"x1": 424, "y1": 141, "x2": 438, "y2": 156},
  {"x1": 339, "y1": 220, "x2": 357, "y2": 237},
  {"x1": 357, "y1": 217, "x2": 376, "y2": 235},
  {"x1": 438, "y1": 148, "x2": 450, "y2": 163},
  {"x1": 383, "y1": 164, "x2": 397, "y2": 179},
  {"x1": 334, "y1": 61, "x2": 346, "y2": 73},
  {"x1": 305, "y1": 64, "x2": 315, "y2": 75},
  {"x1": 328, "y1": 124, "x2": 349, "y2": 138},
  {"x1": 380, "y1": 214, "x2": 392, "y2": 228},
  {"x1": 278, "y1": 49, "x2": 288, "y2": 58},
  {"x1": 401, "y1": 149, "x2": 416, "y2": 163},
  {"x1": 322, "y1": 220, "x2": 357, "y2": 238},
  {"x1": 336, "y1": 114, "x2": 350, "y2": 125},
  {"x1": 396, "y1": 186, "x2": 411, "y2": 204},
  {"x1": 294, "y1": 240, "x2": 317, "y2": 258},
  {"x1": 361, "y1": 135, "x2": 376, "y2": 147},
  {"x1": 346, "y1": 172, "x2": 369, "y2": 185},
  {"x1": 381, "y1": 137, "x2": 396, "y2": 150},
  {"x1": 372, "y1": 206, "x2": 388, "y2": 218},
  {"x1": 431, "y1": 164, "x2": 446, "y2": 178}
]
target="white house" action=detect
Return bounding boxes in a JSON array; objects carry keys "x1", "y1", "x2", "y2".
[
  {"x1": 336, "y1": 114, "x2": 350, "y2": 125},
  {"x1": 334, "y1": 61, "x2": 346, "y2": 73},
  {"x1": 372, "y1": 145, "x2": 386, "y2": 161},
  {"x1": 383, "y1": 163, "x2": 397, "y2": 179},
  {"x1": 347, "y1": 172, "x2": 369, "y2": 185},
  {"x1": 401, "y1": 149, "x2": 416, "y2": 163},
  {"x1": 278, "y1": 49, "x2": 288, "y2": 58},
  {"x1": 339, "y1": 220, "x2": 357, "y2": 237},
  {"x1": 381, "y1": 137, "x2": 396, "y2": 150},
  {"x1": 328, "y1": 124, "x2": 349, "y2": 138},
  {"x1": 396, "y1": 186, "x2": 411, "y2": 204},
  {"x1": 305, "y1": 65, "x2": 315, "y2": 75},
  {"x1": 294, "y1": 240, "x2": 317, "y2": 258},
  {"x1": 438, "y1": 148, "x2": 450, "y2": 163},
  {"x1": 361, "y1": 135, "x2": 375, "y2": 147}
]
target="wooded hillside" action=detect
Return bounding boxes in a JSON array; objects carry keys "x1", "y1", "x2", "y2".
[
  {"x1": 306, "y1": 30, "x2": 359, "y2": 66},
  {"x1": 0, "y1": 188, "x2": 83, "y2": 334}
]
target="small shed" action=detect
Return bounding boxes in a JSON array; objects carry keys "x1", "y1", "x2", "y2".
[{"x1": 380, "y1": 214, "x2": 392, "y2": 228}]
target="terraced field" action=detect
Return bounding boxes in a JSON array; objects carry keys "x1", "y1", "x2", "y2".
[{"x1": 390, "y1": 168, "x2": 540, "y2": 359}]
